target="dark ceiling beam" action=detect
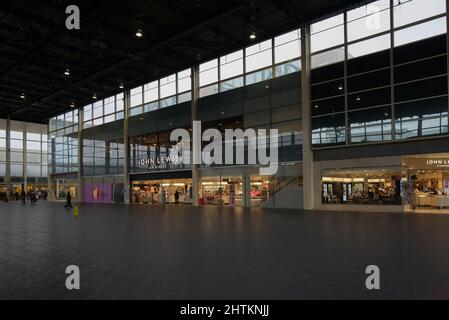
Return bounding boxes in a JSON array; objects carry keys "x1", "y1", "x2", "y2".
[
  {"x1": 21, "y1": 1, "x2": 250, "y2": 109},
  {"x1": 3, "y1": 0, "x2": 253, "y2": 120},
  {"x1": 0, "y1": 1, "x2": 113, "y2": 83},
  {"x1": 160, "y1": 0, "x2": 236, "y2": 44},
  {"x1": 0, "y1": 0, "x2": 376, "y2": 122}
]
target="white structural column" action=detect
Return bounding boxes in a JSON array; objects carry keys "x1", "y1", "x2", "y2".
[
  {"x1": 301, "y1": 25, "x2": 314, "y2": 210},
  {"x1": 123, "y1": 90, "x2": 131, "y2": 204},
  {"x1": 191, "y1": 65, "x2": 200, "y2": 207},
  {"x1": 5, "y1": 116, "x2": 11, "y2": 190},
  {"x1": 77, "y1": 109, "x2": 84, "y2": 202},
  {"x1": 23, "y1": 130, "x2": 27, "y2": 192}
]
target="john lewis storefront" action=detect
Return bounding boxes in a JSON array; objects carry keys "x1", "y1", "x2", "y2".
[
  {"x1": 127, "y1": 114, "x2": 304, "y2": 209},
  {"x1": 314, "y1": 152, "x2": 449, "y2": 213},
  {"x1": 46, "y1": 0, "x2": 449, "y2": 214}
]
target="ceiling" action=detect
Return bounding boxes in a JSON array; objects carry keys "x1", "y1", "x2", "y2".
[{"x1": 0, "y1": 0, "x2": 373, "y2": 124}]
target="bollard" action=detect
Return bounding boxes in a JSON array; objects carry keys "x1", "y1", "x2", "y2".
[{"x1": 73, "y1": 206, "x2": 79, "y2": 218}]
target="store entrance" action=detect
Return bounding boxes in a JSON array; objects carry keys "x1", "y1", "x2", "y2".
[
  {"x1": 132, "y1": 179, "x2": 192, "y2": 205},
  {"x1": 321, "y1": 167, "x2": 403, "y2": 206},
  {"x1": 408, "y1": 169, "x2": 449, "y2": 208},
  {"x1": 402, "y1": 155, "x2": 449, "y2": 213},
  {"x1": 200, "y1": 176, "x2": 243, "y2": 206}
]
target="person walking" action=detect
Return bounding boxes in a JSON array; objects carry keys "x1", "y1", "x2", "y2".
[
  {"x1": 65, "y1": 190, "x2": 73, "y2": 209},
  {"x1": 161, "y1": 188, "x2": 166, "y2": 206},
  {"x1": 174, "y1": 190, "x2": 180, "y2": 204},
  {"x1": 21, "y1": 190, "x2": 26, "y2": 204}
]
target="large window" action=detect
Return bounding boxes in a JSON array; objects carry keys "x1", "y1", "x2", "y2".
[
  {"x1": 82, "y1": 94, "x2": 124, "y2": 129},
  {"x1": 220, "y1": 50, "x2": 244, "y2": 80},
  {"x1": 348, "y1": 34, "x2": 391, "y2": 58},
  {"x1": 347, "y1": 0, "x2": 391, "y2": 42},
  {"x1": 274, "y1": 29, "x2": 301, "y2": 63},
  {"x1": 200, "y1": 59, "x2": 219, "y2": 87},
  {"x1": 246, "y1": 40, "x2": 273, "y2": 73},
  {"x1": 393, "y1": 0, "x2": 446, "y2": 28},
  {"x1": 130, "y1": 87, "x2": 143, "y2": 108},
  {"x1": 394, "y1": 17, "x2": 447, "y2": 47},
  {"x1": 0, "y1": 128, "x2": 6, "y2": 176},
  {"x1": 160, "y1": 74, "x2": 176, "y2": 99},
  {"x1": 178, "y1": 69, "x2": 192, "y2": 93},
  {"x1": 26, "y1": 132, "x2": 47, "y2": 178},
  {"x1": 311, "y1": 14, "x2": 344, "y2": 53},
  {"x1": 144, "y1": 81, "x2": 158, "y2": 104},
  {"x1": 10, "y1": 131, "x2": 23, "y2": 177}
]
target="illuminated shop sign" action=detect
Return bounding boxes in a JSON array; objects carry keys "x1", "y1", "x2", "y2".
[
  {"x1": 139, "y1": 155, "x2": 181, "y2": 170},
  {"x1": 425, "y1": 159, "x2": 449, "y2": 168}
]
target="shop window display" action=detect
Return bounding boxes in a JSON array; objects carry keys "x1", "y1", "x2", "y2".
[
  {"x1": 405, "y1": 157, "x2": 449, "y2": 210},
  {"x1": 200, "y1": 177, "x2": 243, "y2": 206},
  {"x1": 321, "y1": 167, "x2": 402, "y2": 206},
  {"x1": 250, "y1": 177, "x2": 272, "y2": 207},
  {"x1": 132, "y1": 179, "x2": 192, "y2": 205}
]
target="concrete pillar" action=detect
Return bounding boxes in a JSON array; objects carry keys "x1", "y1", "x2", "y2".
[
  {"x1": 301, "y1": 26, "x2": 314, "y2": 210},
  {"x1": 105, "y1": 141, "x2": 111, "y2": 175},
  {"x1": 5, "y1": 116, "x2": 11, "y2": 191},
  {"x1": 123, "y1": 90, "x2": 131, "y2": 204},
  {"x1": 23, "y1": 130, "x2": 27, "y2": 192},
  {"x1": 191, "y1": 65, "x2": 200, "y2": 206},
  {"x1": 77, "y1": 109, "x2": 84, "y2": 202},
  {"x1": 243, "y1": 167, "x2": 251, "y2": 208}
]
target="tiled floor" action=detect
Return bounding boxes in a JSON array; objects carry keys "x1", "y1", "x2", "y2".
[{"x1": 1, "y1": 201, "x2": 449, "y2": 300}]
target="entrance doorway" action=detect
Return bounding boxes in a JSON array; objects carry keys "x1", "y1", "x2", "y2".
[
  {"x1": 402, "y1": 154, "x2": 449, "y2": 213},
  {"x1": 132, "y1": 179, "x2": 192, "y2": 204},
  {"x1": 200, "y1": 176, "x2": 243, "y2": 206}
]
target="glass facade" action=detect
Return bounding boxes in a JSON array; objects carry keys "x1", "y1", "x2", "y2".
[
  {"x1": 312, "y1": 0, "x2": 448, "y2": 148},
  {"x1": 199, "y1": 30, "x2": 301, "y2": 98},
  {"x1": 82, "y1": 95, "x2": 125, "y2": 177},
  {"x1": 40, "y1": 0, "x2": 449, "y2": 211},
  {"x1": 0, "y1": 119, "x2": 6, "y2": 181},
  {"x1": 0, "y1": 120, "x2": 48, "y2": 196},
  {"x1": 49, "y1": 110, "x2": 79, "y2": 175}
]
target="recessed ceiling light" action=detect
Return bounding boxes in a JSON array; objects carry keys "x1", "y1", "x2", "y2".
[
  {"x1": 356, "y1": 96, "x2": 361, "y2": 101},
  {"x1": 92, "y1": 93, "x2": 97, "y2": 100},
  {"x1": 119, "y1": 83, "x2": 125, "y2": 89},
  {"x1": 250, "y1": 32, "x2": 257, "y2": 40},
  {"x1": 338, "y1": 85, "x2": 343, "y2": 91},
  {"x1": 314, "y1": 105, "x2": 319, "y2": 109},
  {"x1": 64, "y1": 68, "x2": 71, "y2": 76},
  {"x1": 135, "y1": 29, "x2": 143, "y2": 38},
  {"x1": 70, "y1": 102, "x2": 75, "y2": 108},
  {"x1": 20, "y1": 93, "x2": 26, "y2": 99}
]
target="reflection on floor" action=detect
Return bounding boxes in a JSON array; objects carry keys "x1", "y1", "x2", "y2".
[
  {"x1": 404, "y1": 204, "x2": 449, "y2": 214},
  {"x1": 2, "y1": 202, "x2": 449, "y2": 299},
  {"x1": 406, "y1": 208, "x2": 449, "y2": 214}
]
